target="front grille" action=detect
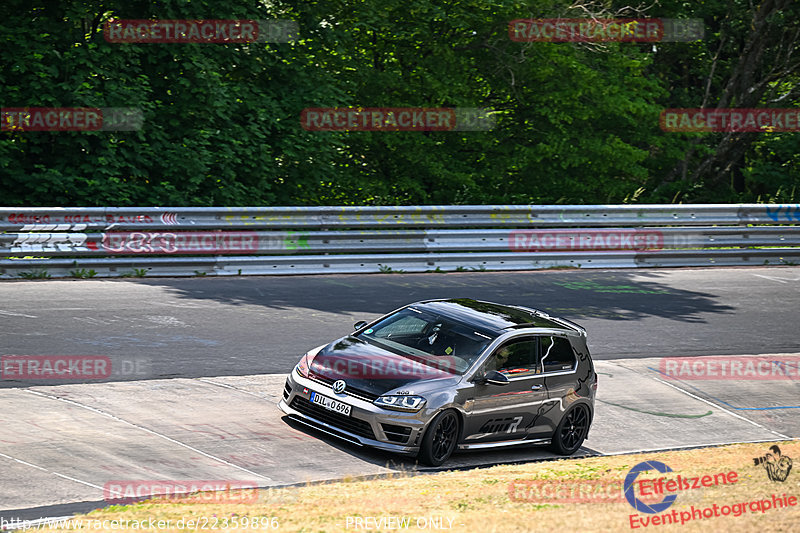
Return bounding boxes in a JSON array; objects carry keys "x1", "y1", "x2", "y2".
[
  {"x1": 290, "y1": 396, "x2": 375, "y2": 440},
  {"x1": 283, "y1": 382, "x2": 292, "y2": 400},
  {"x1": 307, "y1": 373, "x2": 380, "y2": 402},
  {"x1": 381, "y1": 423, "x2": 412, "y2": 444}
]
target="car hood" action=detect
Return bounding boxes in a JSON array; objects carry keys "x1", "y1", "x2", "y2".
[{"x1": 308, "y1": 335, "x2": 461, "y2": 396}]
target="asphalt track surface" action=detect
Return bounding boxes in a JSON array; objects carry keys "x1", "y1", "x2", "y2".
[
  {"x1": 2, "y1": 266, "x2": 800, "y2": 382},
  {"x1": 1, "y1": 266, "x2": 799, "y2": 521}
]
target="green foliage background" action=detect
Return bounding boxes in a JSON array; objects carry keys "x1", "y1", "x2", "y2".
[{"x1": 1, "y1": 0, "x2": 798, "y2": 206}]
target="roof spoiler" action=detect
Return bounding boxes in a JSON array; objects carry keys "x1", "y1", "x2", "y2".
[{"x1": 550, "y1": 316, "x2": 587, "y2": 336}]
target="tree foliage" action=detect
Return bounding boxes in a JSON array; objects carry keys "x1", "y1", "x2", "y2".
[{"x1": 0, "y1": 0, "x2": 798, "y2": 206}]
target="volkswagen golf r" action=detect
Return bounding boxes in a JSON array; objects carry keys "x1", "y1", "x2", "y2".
[{"x1": 279, "y1": 298, "x2": 596, "y2": 466}]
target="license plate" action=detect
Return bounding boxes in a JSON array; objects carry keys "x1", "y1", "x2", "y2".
[{"x1": 310, "y1": 391, "x2": 352, "y2": 416}]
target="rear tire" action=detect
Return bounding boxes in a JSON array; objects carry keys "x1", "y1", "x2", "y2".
[
  {"x1": 549, "y1": 404, "x2": 590, "y2": 455},
  {"x1": 418, "y1": 410, "x2": 460, "y2": 466}
]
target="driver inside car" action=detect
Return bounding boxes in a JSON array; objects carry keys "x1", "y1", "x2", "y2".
[{"x1": 492, "y1": 346, "x2": 512, "y2": 372}]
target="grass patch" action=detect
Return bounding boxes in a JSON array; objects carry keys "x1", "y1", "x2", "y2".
[
  {"x1": 69, "y1": 268, "x2": 98, "y2": 278},
  {"x1": 18, "y1": 268, "x2": 51, "y2": 279},
  {"x1": 378, "y1": 264, "x2": 405, "y2": 274},
  {"x1": 36, "y1": 440, "x2": 800, "y2": 532}
]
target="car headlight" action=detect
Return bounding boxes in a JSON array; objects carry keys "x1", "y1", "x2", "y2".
[
  {"x1": 295, "y1": 345, "x2": 325, "y2": 378},
  {"x1": 295, "y1": 354, "x2": 311, "y2": 378},
  {"x1": 374, "y1": 395, "x2": 427, "y2": 412}
]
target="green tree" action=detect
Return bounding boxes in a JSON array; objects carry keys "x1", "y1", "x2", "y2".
[{"x1": 0, "y1": 0, "x2": 345, "y2": 206}]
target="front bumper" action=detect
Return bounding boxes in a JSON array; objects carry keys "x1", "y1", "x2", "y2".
[{"x1": 278, "y1": 369, "x2": 429, "y2": 455}]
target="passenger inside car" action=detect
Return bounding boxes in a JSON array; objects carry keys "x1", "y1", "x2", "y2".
[{"x1": 490, "y1": 341, "x2": 540, "y2": 375}]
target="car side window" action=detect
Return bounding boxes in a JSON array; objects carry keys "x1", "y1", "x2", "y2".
[
  {"x1": 487, "y1": 338, "x2": 540, "y2": 377},
  {"x1": 540, "y1": 336, "x2": 576, "y2": 373}
]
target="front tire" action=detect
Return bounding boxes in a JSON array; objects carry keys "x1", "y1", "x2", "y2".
[
  {"x1": 549, "y1": 404, "x2": 590, "y2": 455},
  {"x1": 418, "y1": 410, "x2": 460, "y2": 466}
]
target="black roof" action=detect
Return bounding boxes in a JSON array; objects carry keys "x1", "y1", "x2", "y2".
[{"x1": 412, "y1": 298, "x2": 569, "y2": 334}]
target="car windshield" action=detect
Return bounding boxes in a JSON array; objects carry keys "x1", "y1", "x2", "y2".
[{"x1": 355, "y1": 307, "x2": 497, "y2": 375}]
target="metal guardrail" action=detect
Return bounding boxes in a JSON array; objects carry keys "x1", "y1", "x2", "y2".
[
  {"x1": 2, "y1": 204, "x2": 800, "y2": 230},
  {"x1": 1, "y1": 204, "x2": 799, "y2": 278}
]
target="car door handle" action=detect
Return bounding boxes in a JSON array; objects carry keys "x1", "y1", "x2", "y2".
[{"x1": 531, "y1": 384, "x2": 543, "y2": 390}]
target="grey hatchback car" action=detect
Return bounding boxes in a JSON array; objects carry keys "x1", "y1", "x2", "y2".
[{"x1": 278, "y1": 298, "x2": 596, "y2": 466}]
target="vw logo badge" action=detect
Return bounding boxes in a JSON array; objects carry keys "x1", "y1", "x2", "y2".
[{"x1": 332, "y1": 380, "x2": 347, "y2": 394}]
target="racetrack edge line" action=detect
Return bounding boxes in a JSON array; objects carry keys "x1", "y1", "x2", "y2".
[{"x1": 23, "y1": 389, "x2": 273, "y2": 483}]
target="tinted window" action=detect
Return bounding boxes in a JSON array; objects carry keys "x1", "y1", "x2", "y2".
[
  {"x1": 356, "y1": 308, "x2": 497, "y2": 375},
  {"x1": 372, "y1": 314, "x2": 427, "y2": 337},
  {"x1": 540, "y1": 336, "x2": 576, "y2": 372},
  {"x1": 487, "y1": 338, "x2": 539, "y2": 377}
]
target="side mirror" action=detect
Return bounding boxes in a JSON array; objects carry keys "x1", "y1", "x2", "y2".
[
  {"x1": 354, "y1": 320, "x2": 368, "y2": 330},
  {"x1": 476, "y1": 370, "x2": 509, "y2": 386}
]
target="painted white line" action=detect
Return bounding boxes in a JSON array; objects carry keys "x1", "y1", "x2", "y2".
[
  {"x1": 595, "y1": 437, "x2": 799, "y2": 457},
  {"x1": 0, "y1": 451, "x2": 106, "y2": 491},
  {"x1": 195, "y1": 377, "x2": 275, "y2": 401},
  {"x1": 752, "y1": 273, "x2": 800, "y2": 283},
  {"x1": 646, "y1": 372, "x2": 791, "y2": 439},
  {"x1": 25, "y1": 389, "x2": 273, "y2": 483},
  {"x1": 0, "y1": 310, "x2": 37, "y2": 319},
  {"x1": 149, "y1": 301, "x2": 212, "y2": 309}
]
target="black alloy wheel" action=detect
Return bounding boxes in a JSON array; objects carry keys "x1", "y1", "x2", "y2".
[
  {"x1": 549, "y1": 404, "x2": 590, "y2": 455},
  {"x1": 418, "y1": 410, "x2": 460, "y2": 466}
]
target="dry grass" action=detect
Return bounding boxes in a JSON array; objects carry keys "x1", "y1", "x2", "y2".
[{"x1": 38, "y1": 440, "x2": 800, "y2": 532}]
